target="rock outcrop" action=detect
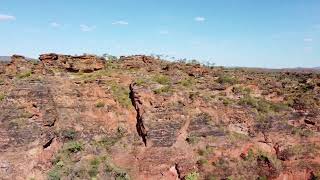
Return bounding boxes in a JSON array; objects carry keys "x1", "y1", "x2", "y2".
[
  {"x1": 39, "y1": 53, "x2": 105, "y2": 73},
  {"x1": 120, "y1": 55, "x2": 162, "y2": 71},
  {"x1": 4, "y1": 55, "x2": 34, "y2": 77}
]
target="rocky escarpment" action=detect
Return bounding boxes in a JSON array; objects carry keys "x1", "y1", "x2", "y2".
[{"x1": 0, "y1": 54, "x2": 320, "y2": 180}]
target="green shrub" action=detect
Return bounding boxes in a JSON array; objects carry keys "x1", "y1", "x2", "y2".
[
  {"x1": 88, "y1": 158, "x2": 100, "y2": 177},
  {"x1": 197, "y1": 159, "x2": 208, "y2": 166},
  {"x1": 110, "y1": 84, "x2": 131, "y2": 107},
  {"x1": 198, "y1": 146, "x2": 214, "y2": 157},
  {"x1": 105, "y1": 160, "x2": 130, "y2": 180},
  {"x1": 153, "y1": 86, "x2": 171, "y2": 94},
  {"x1": 257, "y1": 176, "x2": 267, "y2": 180},
  {"x1": 217, "y1": 75, "x2": 237, "y2": 85},
  {"x1": 17, "y1": 71, "x2": 32, "y2": 79},
  {"x1": 115, "y1": 172, "x2": 130, "y2": 180},
  {"x1": 65, "y1": 141, "x2": 83, "y2": 153},
  {"x1": 135, "y1": 78, "x2": 147, "y2": 86},
  {"x1": 61, "y1": 129, "x2": 77, "y2": 140},
  {"x1": 153, "y1": 75, "x2": 171, "y2": 85},
  {"x1": 218, "y1": 96, "x2": 234, "y2": 106},
  {"x1": 96, "y1": 101, "x2": 105, "y2": 108},
  {"x1": 180, "y1": 77, "x2": 195, "y2": 88},
  {"x1": 206, "y1": 175, "x2": 218, "y2": 180},
  {"x1": 239, "y1": 95, "x2": 287, "y2": 114},
  {"x1": 0, "y1": 93, "x2": 5, "y2": 101},
  {"x1": 186, "y1": 135, "x2": 200, "y2": 145},
  {"x1": 48, "y1": 168, "x2": 61, "y2": 180},
  {"x1": 232, "y1": 86, "x2": 251, "y2": 96},
  {"x1": 185, "y1": 172, "x2": 200, "y2": 180},
  {"x1": 95, "y1": 132, "x2": 124, "y2": 149}
]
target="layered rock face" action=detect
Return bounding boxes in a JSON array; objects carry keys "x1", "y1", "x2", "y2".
[
  {"x1": 39, "y1": 53, "x2": 105, "y2": 73},
  {"x1": 0, "y1": 54, "x2": 320, "y2": 180}
]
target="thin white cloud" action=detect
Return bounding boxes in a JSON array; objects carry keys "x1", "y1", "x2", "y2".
[
  {"x1": 159, "y1": 30, "x2": 169, "y2": 35},
  {"x1": 50, "y1": 22, "x2": 61, "y2": 28},
  {"x1": 80, "y1": 24, "x2": 96, "y2": 32},
  {"x1": 0, "y1": 14, "x2": 16, "y2": 21},
  {"x1": 194, "y1": 16, "x2": 205, "y2": 22},
  {"x1": 112, "y1": 21, "x2": 129, "y2": 25},
  {"x1": 303, "y1": 38, "x2": 313, "y2": 42}
]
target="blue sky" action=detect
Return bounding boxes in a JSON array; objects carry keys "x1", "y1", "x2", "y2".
[{"x1": 0, "y1": 0, "x2": 319, "y2": 68}]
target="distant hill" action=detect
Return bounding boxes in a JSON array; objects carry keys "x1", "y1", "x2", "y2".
[
  {"x1": 0, "y1": 56, "x2": 37, "y2": 63},
  {"x1": 281, "y1": 67, "x2": 320, "y2": 73},
  {"x1": 0, "y1": 56, "x2": 11, "y2": 62}
]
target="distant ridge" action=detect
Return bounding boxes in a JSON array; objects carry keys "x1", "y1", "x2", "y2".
[
  {"x1": 0, "y1": 56, "x2": 11, "y2": 62},
  {"x1": 0, "y1": 56, "x2": 37, "y2": 63}
]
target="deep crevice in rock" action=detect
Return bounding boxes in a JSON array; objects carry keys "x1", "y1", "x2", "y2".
[
  {"x1": 175, "y1": 163, "x2": 182, "y2": 180},
  {"x1": 43, "y1": 137, "x2": 54, "y2": 149},
  {"x1": 129, "y1": 83, "x2": 147, "y2": 146}
]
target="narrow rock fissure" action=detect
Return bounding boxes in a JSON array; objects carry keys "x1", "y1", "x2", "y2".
[
  {"x1": 43, "y1": 137, "x2": 54, "y2": 149},
  {"x1": 175, "y1": 163, "x2": 182, "y2": 180},
  {"x1": 44, "y1": 119, "x2": 56, "y2": 127},
  {"x1": 129, "y1": 83, "x2": 147, "y2": 146}
]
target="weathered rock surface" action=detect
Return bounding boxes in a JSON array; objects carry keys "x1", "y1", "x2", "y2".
[{"x1": 0, "y1": 54, "x2": 320, "y2": 180}]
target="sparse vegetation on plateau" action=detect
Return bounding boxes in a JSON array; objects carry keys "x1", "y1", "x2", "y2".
[
  {"x1": 153, "y1": 85, "x2": 171, "y2": 94},
  {"x1": 185, "y1": 172, "x2": 200, "y2": 180},
  {"x1": 217, "y1": 75, "x2": 237, "y2": 85},
  {"x1": 239, "y1": 95, "x2": 288, "y2": 114},
  {"x1": 110, "y1": 83, "x2": 131, "y2": 108},
  {"x1": 2, "y1": 53, "x2": 320, "y2": 180},
  {"x1": 180, "y1": 77, "x2": 195, "y2": 88},
  {"x1": 153, "y1": 74, "x2": 171, "y2": 85},
  {"x1": 17, "y1": 70, "x2": 32, "y2": 79}
]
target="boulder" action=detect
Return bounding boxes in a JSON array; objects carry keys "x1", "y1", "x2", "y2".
[{"x1": 120, "y1": 55, "x2": 160, "y2": 70}]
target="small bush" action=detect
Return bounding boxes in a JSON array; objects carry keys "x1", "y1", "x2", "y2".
[
  {"x1": 135, "y1": 78, "x2": 147, "y2": 86},
  {"x1": 110, "y1": 84, "x2": 131, "y2": 108},
  {"x1": 0, "y1": 93, "x2": 5, "y2": 101},
  {"x1": 96, "y1": 101, "x2": 105, "y2": 108},
  {"x1": 180, "y1": 77, "x2": 195, "y2": 88},
  {"x1": 153, "y1": 86, "x2": 171, "y2": 94},
  {"x1": 197, "y1": 158, "x2": 208, "y2": 166},
  {"x1": 17, "y1": 71, "x2": 32, "y2": 79},
  {"x1": 198, "y1": 146, "x2": 214, "y2": 157},
  {"x1": 48, "y1": 168, "x2": 61, "y2": 180},
  {"x1": 185, "y1": 172, "x2": 200, "y2": 180},
  {"x1": 186, "y1": 135, "x2": 200, "y2": 145},
  {"x1": 61, "y1": 129, "x2": 77, "y2": 140},
  {"x1": 105, "y1": 160, "x2": 130, "y2": 180},
  {"x1": 239, "y1": 95, "x2": 287, "y2": 114},
  {"x1": 65, "y1": 141, "x2": 83, "y2": 153},
  {"x1": 96, "y1": 132, "x2": 124, "y2": 149},
  {"x1": 232, "y1": 86, "x2": 251, "y2": 96},
  {"x1": 217, "y1": 75, "x2": 237, "y2": 85},
  {"x1": 153, "y1": 75, "x2": 171, "y2": 85},
  {"x1": 88, "y1": 158, "x2": 100, "y2": 177},
  {"x1": 218, "y1": 96, "x2": 234, "y2": 106}
]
